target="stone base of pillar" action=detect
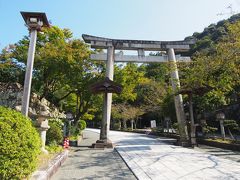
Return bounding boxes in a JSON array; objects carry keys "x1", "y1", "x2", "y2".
[
  {"x1": 41, "y1": 147, "x2": 49, "y2": 154},
  {"x1": 92, "y1": 139, "x2": 114, "y2": 149},
  {"x1": 174, "y1": 139, "x2": 191, "y2": 147}
]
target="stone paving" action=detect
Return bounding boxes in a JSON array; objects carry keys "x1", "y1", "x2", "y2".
[
  {"x1": 195, "y1": 144, "x2": 240, "y2": 163},
  {"x1": 88, "y1": 128, "x2": 240, "y2": 180},
  {"x1": 51, "y1": 130, "x2": 136, "y2": 180}
]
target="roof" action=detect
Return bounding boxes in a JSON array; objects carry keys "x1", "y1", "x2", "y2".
[
  {"x1": 90, "y1": 78, "x2": 123, "y2": 94},
  {"x1": 20, "y1": 11, "x2": 50, "y2": 27}
]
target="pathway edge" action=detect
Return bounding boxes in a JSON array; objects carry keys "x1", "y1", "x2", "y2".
[{"x1": 31, "y1": 150, "x2": 69, "y2": 180}]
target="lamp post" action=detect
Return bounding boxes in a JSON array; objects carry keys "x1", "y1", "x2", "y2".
[
  {"x1": 20, "y1": 12, "x2": 50, "y2": 116},
  {"x1": 216, "y1": 112, "x2": 226, "y2": 140}
]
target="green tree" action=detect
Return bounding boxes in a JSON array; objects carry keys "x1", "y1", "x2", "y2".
[
  {"x1": 114, "y1": 63, "x2": 147, "y2": 103},
  {"x1": 112, "y1": 103, "x2": 144, "y2": 130},
  {"x1": 1, "y1": 26, "x2": 104, "y2": 124},
  {"x1": 0, "y1": 47, "x2": 25, "y2": 84},
  {"x1": 181, "y1": 21, "x2": 240, "y2": 112}
]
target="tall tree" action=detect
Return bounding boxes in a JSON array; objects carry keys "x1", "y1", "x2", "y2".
[
  {"x1": 0, "y1": 26, "x2": 104, "y2": 123},
  {"x1": 181, "y1": 21, "x2": 240, "y2": 112}
]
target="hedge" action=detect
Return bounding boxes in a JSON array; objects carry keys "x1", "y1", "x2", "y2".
[{"x1": 0, "y1": 106, "x2": 41, "y2": 179}]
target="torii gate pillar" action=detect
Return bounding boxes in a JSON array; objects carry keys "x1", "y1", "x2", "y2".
[
  {"x1": 168, "y1": 48, "x2": 188, "y2": 143},
  {"x1": 100, "y1": 46, "x2": 114, "y2": 142}
]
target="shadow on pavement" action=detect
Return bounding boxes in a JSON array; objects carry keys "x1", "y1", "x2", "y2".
[{"x1": 51, "y1": 130, "x2": 136, "y2": 180}]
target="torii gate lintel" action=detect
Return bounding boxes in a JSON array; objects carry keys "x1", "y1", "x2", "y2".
[{"x1": 82, "y1": 34, "x2": 194, "y2": 51}]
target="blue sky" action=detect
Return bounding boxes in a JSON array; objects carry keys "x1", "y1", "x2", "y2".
[{"x1": 1, "y1": 0, "x2": 240, "y2": 50}]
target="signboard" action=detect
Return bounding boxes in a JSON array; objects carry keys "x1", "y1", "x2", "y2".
[{"x1": 150, "y1": 120, "x2": 156, "y2": 128}]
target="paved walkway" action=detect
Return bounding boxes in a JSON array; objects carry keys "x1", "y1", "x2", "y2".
[
  {"x1": 195, "y1": 144, "x2": 240, "y2": 163},
  {"x1": 88, "y1": 128, "x2": 240, "y2": 180},
  {"x1": 51, "y1": 130, "x2": 136, "y2": 180}
]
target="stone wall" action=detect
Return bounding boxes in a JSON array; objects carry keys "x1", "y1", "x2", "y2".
[
  {"x1": 0, "y1": 82, "x2": 65, "y2": 119},
  {"x1": 0, "y1": 82, "x2": 23, "y2": 108}
]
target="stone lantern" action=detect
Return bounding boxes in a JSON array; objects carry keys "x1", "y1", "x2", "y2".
[{"x1": 35, "y1": 107, "x2": 51, "y2": 154}]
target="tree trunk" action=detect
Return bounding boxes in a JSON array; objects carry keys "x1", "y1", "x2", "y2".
[
  {"x1": 123, "y1": 120, "x2": 127, "y2": 129},
  {"x1": 119, "y1": 120, "x2": 122, "y2": 130},
  {"x1": 135, "y1": 118, "x2": 138, "y2": 129},
  {"x1": 228, "y1": 127, "x2": 235, "y2": 140},
  {"x1": 131, "y1": 120, "x2": 134, "y2": 131}
]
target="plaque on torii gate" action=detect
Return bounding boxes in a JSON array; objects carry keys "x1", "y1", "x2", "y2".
[{"x1": 83, "y1": 34, "x2": 195, "y2": 147}]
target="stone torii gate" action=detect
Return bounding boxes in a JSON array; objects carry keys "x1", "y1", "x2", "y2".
[{"x1": 83, "y1": 34, "x2": 195, "y2": 147}]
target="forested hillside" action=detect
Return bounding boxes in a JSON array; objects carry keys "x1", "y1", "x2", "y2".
[{"x1": 186, "y1": 13, "x2": 240, "y2": 54}]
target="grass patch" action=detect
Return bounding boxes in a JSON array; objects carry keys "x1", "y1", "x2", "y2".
[
  {"x1": 205, "y1": 138, "x2": 240, "y2": 144},
  {"x1": 46, "y1": 144, "x2": 64, "y2": 154},
  {"x1": 37, "y1": 145, "x2": 63, "y2": 169},
  {"x1": 37, "y1": 153, "x2": 55, "y2": 170}
]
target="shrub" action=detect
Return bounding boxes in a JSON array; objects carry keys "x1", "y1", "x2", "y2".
[
  {"x1": 69, "y1": 135, "x2": 79, "y2": 141},
  {"x1": 46, "y1": 119, "x2": 63, "y2": 145},
  {"x1": 0, "y1": 106, "x2": 41, "y2": 179},
  {"x1": 68, "y1": 120, "x2": 86, "y2": 137},
  {"x1": 70, "y1": 126, "x2": 79, "y2": 136},
  {"x1": 151, "y1": 127, "x2": 164, "y2": 134},
  {"x1": 113, "y1": 122, "x2": 121, "y2": 130},
  {"x1": 172, "y1": 123, "x2": 179, "y2": 133},
  {"x1": 45, "y1": 142, "x2": 63, "y2": 154},
  {"x1": 203, "y1": 126, "x2": 218, "y2": 134},
  {"x1": 224, "y1": 120, "x2": 239, "y2": 131},
  {"x1": 78, "y1": 120, "x2": 86, "y2": 131}
]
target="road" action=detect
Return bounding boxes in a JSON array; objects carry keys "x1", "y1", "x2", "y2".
[{"x1": 88, "y1": 128, "x2": 240, "y2": 180}]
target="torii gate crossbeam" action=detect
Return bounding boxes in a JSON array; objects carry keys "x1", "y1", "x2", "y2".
[
  {"x1": 83, "y1": 34, "x2": 195, "y2": 147},
  {"x1": 90, "y1": 53, "x2": 191, "y2": 63}
]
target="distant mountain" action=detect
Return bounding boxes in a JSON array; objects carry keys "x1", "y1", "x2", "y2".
[{"x1": 185, "y1": 13, "x2": 240, "y2": 55}]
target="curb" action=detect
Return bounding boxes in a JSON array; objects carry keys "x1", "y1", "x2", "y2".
[
  {"x1": 31, "y1": 150, "x2": 69, "y2": 180},
  {"x1": 114, "y1": 148, "x2": 139, "y2": 180}
]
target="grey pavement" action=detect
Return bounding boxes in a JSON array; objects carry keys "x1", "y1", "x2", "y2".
[
  {"x1": 51, "y1": 130, "x2": 136, "y2": 180},
  {"x1": 195, "y1": 144, "x2": 240, "y2": 163},
  {"x1": 88, "y1": 128, "x2": 240, "y2": 180}
]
